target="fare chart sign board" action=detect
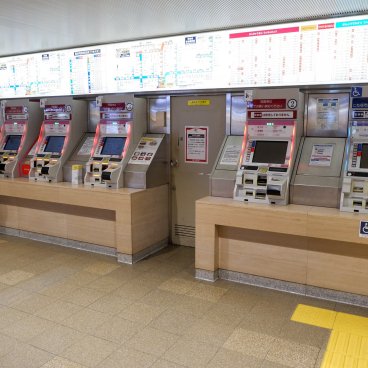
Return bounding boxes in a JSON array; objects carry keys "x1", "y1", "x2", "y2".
[
  {"x1": 1, "y1": 14, "x2": 368, "y2": 98},
  {"x1": 185, "y1": 126, "x2": 208, "y2": 164}
]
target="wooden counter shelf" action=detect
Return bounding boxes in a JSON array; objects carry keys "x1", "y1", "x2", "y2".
[
  {"x1": 0, "y1": 178, "x2": 169, "y2": 263},
  {"x1": 195, "y1": 196, "x2": 368, "y2": 305}
]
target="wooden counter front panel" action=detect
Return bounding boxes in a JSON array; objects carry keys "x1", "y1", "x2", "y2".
[
  {"x1": 0, "y1": 197, "x2": 19, "y2": 229},
  {"x1": 196, "y1": 199, "x2": 308, "y2": 237},
  {"x1": 307, "y1": 238, "x2": 368, "y2": 296},
  {"x1": 131, "y1": 185, "x2": 169, "y2": 254},
  {"x1": 218, "y1": 227, "x2": 308, "y2": 284},
  {"x1": 307, "y1": 209, "x2": 368, "y2": 245},
  {"x1": 0, "y1": 197, "x2": 117, "y2": 247},
  {"x1": 18, "y1": 205, "x2": 68, "y2": 238},
  {"x1": 196, "y1": 196, "x2": 368, "y2": 297},
  {"x1": 0, "y1": 179, "x2": 169, "y2": 254},
  {"x1": 66, "y1": 217, "x2": 115, "y2": 248}
]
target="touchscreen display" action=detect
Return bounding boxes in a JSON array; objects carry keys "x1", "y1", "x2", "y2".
[
  {"x1": 360, "y1": 144, "x2": 368, "y2": 169},
  {"x1": 252, "y1": 141, "x2": 288, "y2": 164},
  {"x1": 44, "y1": 136, "x2": 65, "y2": 153},
  {"x1": 101, "y1": 137, "x2": 126, "y2": 156},
  {"x1": 4, "y1": 135, "x2": 22, "y2": 151}
]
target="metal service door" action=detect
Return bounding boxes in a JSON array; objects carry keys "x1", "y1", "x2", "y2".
[{"x1": 171, "y1": 95, "x2": 226, "y2": 246}]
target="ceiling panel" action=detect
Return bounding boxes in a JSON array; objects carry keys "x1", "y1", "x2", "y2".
[{"x1": 0, "y1": 0, "x2": 367, "y2": 57}]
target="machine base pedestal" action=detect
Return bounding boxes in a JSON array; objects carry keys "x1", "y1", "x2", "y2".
[
  {"x1": 117, "y1": 238, "x2": 168, "y2": 264},
  {"x1": 0, "y1": 227, "x2": 117, "y2": 256},
  {"x1": 196, "y1": 268, "x2": 368, "y2": 308},
  {"x1": 195, "y1": 269, "x2": 219, "y2": 282}
]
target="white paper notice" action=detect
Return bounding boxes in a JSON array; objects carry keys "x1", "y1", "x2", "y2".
[
  {"x1": 128, "y1": 136, "x2": 163, "y2": 165},
  {"x1": 309, "y1": 144, "x2": 334, "y2": 167},
  {"x1": 28, "y1": 142, "x2": 38, "y2": 156},
  {"x1": 219, "y1": 144, "x2": 241, "y2": 165},
  {"x1": 78, "y1": 136, "x2": 95, "y2": 155},
  {"x1": 317, "y1": 98, "x2": 339, "y2": 130},
  {"x1": 185, "y1": 126, "x2": 208, "y2": 163}
]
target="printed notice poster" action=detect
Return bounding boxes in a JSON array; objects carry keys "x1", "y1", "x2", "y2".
[
  {"x1": 309, "y1": 144, "x2": 334, "y2": 167},
  {"x1": 219, "y1": 144, "x2": 242, "y2": 165},
  {"x1": 317, "y1": 98, "x2": 339, "y2": 130},
  {"x1": 78, "y1": 136, "x2": 95, "y2": 156},
  {"x1": 128, "y1": 136, "x2": 163, "y2": 165},
  {"x1": 185, "y1": 126, "x2": 208, "y2": 163}
]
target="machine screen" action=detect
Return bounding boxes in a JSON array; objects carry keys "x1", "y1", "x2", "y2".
[
  {"x1": 44, "y1": 136, "x2": 65, "y2": 153},
  {"x1": 360, "y1": 144, "x2": 368, "y2": 169},
  {"x1": 252, "y1": 141, "x2": 288, "y2": 164},
  {"x1": 101, "y1": 137, "x2": 126, "y2": 156},
  {"x1": 4, "y1": 135, "x2": 22, "y2": 151}
]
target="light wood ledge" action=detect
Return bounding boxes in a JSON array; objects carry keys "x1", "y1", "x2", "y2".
[
  {"x1": 0, "y1": 178, "x2": 169, "y2": 258},
  {"x1": 195, "y1": 196, "x2": 368, "y2": 296}
]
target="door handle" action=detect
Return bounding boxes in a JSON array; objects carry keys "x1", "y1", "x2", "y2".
[{"x1": 170, "y1": 159, "x2": 179, "y2": 167}]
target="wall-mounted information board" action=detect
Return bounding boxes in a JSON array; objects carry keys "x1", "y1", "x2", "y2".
[{"x1": 0, "y1": 14, "x2": 367, "y2": 98}]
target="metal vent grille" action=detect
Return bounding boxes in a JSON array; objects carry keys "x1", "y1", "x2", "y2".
[
  {"x1": 0, "y1": 0, "x2": 368, "y2": 56},
  {"x1": 174, "y1": 224, "x2": 195, "y2": 238}
]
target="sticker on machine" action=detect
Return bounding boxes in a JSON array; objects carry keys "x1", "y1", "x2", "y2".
[
  {"x1": 359, "y1": 221, "x2": 368, "y2": 238},
  {"x1": 185, "y1": 126, "x2": 208, "y2": 164},
  {"x1": 317, "y1": 98, "x2": 339, "y2": 130},
  {"x1": 128, "y1": 136, "x2": 163, "y2": 165},
  {"x1": 219, "y1": 144, "x2": 242, "y2": 165},
  {"x1": 78, "y1": 136, "x2": 95, "y2": 156},
  {"x1": 309, "y1": 144, "x2": 334, "y2": 167}
]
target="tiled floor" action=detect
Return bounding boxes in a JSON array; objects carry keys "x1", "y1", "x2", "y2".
[{"x1": 0, "y1": 235, "x2": 367, "y2": 368}]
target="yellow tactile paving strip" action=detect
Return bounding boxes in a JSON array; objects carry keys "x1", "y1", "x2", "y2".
[{"x1": 292, "y1": 304, "x2": 368, "y2": 368}]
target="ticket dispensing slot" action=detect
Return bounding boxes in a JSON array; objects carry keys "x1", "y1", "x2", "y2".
[
  {"x1": 29, "y1": 98, "x2": 87, "y2": 183},
  {"x1": 234, "y1": 122, "x2": 296, "y2": 205},
  {"x1": 0, "y1": 100, "x2": 42, "y2": 178},
  {"x1": 341, "y1": 117, "x2": 368, "y2": 213}
]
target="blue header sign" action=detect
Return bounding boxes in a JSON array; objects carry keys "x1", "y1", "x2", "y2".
[{"x1": 352, "y1": 98, "x2": 368, "y2": 109}]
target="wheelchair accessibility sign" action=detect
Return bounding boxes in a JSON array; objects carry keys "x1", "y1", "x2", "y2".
[
  {"x1": 359, "y1": 221, "x2": 368, "y2": 237},
  {"x1": 351, "y1": 86, "x2": 363, "y2": 98}
]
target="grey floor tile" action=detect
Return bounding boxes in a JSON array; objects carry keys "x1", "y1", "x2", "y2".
[
  {"x1": 208, "y1": 348, "x2": 263, "y2": 368},
  {"x1": 266, "y1": 338, "x2": 320, "y2": 368},
  {"x1": 149, "y1": 309, "x2": 200, "y2": 335},
  {"x1": 164, "y1": 337, "x2": 219, "y2": 368},
  {"x1": 0, "y1": 343, "x2": 54, "y2": 368},
  {"x1": 30, "y1": 324, "x2": 85, "y2": 355},
  {"x1": 97, "y1": 346, "x2": 158, "y2": 368},
  {"x1": 61, "y1": 335, "x2": 118, "y2": 368},
  {"x1": 276, "y1": 320, "x2": 330, "y2": 348},
  {"x1": 223, "y1": 328, "x2": 275, "y2": 359}
]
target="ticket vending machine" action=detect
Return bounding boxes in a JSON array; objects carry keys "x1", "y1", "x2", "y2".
[
  {"x1": 290, "y1": 92, "x2": 349, "y2": 208},
  {"x1": 341, "y1": 89, "x2": 368, "y2": 213},
  {"x1": 84, "y1": 95, "x2": 146, "y2": 189},
  {"x1": 29, "y1": 98, "x2": 87, "y2": 182},
  {"x1": 0, "y1": 99, "x2": 42, "y2": 178},
  {"x1": 233, "y1": 89, "x2": 303, "y2": 205}
]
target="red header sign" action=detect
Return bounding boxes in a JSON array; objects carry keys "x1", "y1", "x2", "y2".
[
  {"x1": 318, "y1": 23, "x2": 334, "y2": 30},
  {"x1": 5, "y1": 106, "x2": 24, "y2": 113},
  {"x1": 100, "y1": 103, "x2": 126, "y2": 112},
  {"x1": 251, "y1": 99, "x2": 286, "y2": 109},
  {"x1": 230, "y1": 27, "x2": 299, "y2": 39},
  {"x1": 44, "y1": 104, "x2": 67, "y2": 113}
]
